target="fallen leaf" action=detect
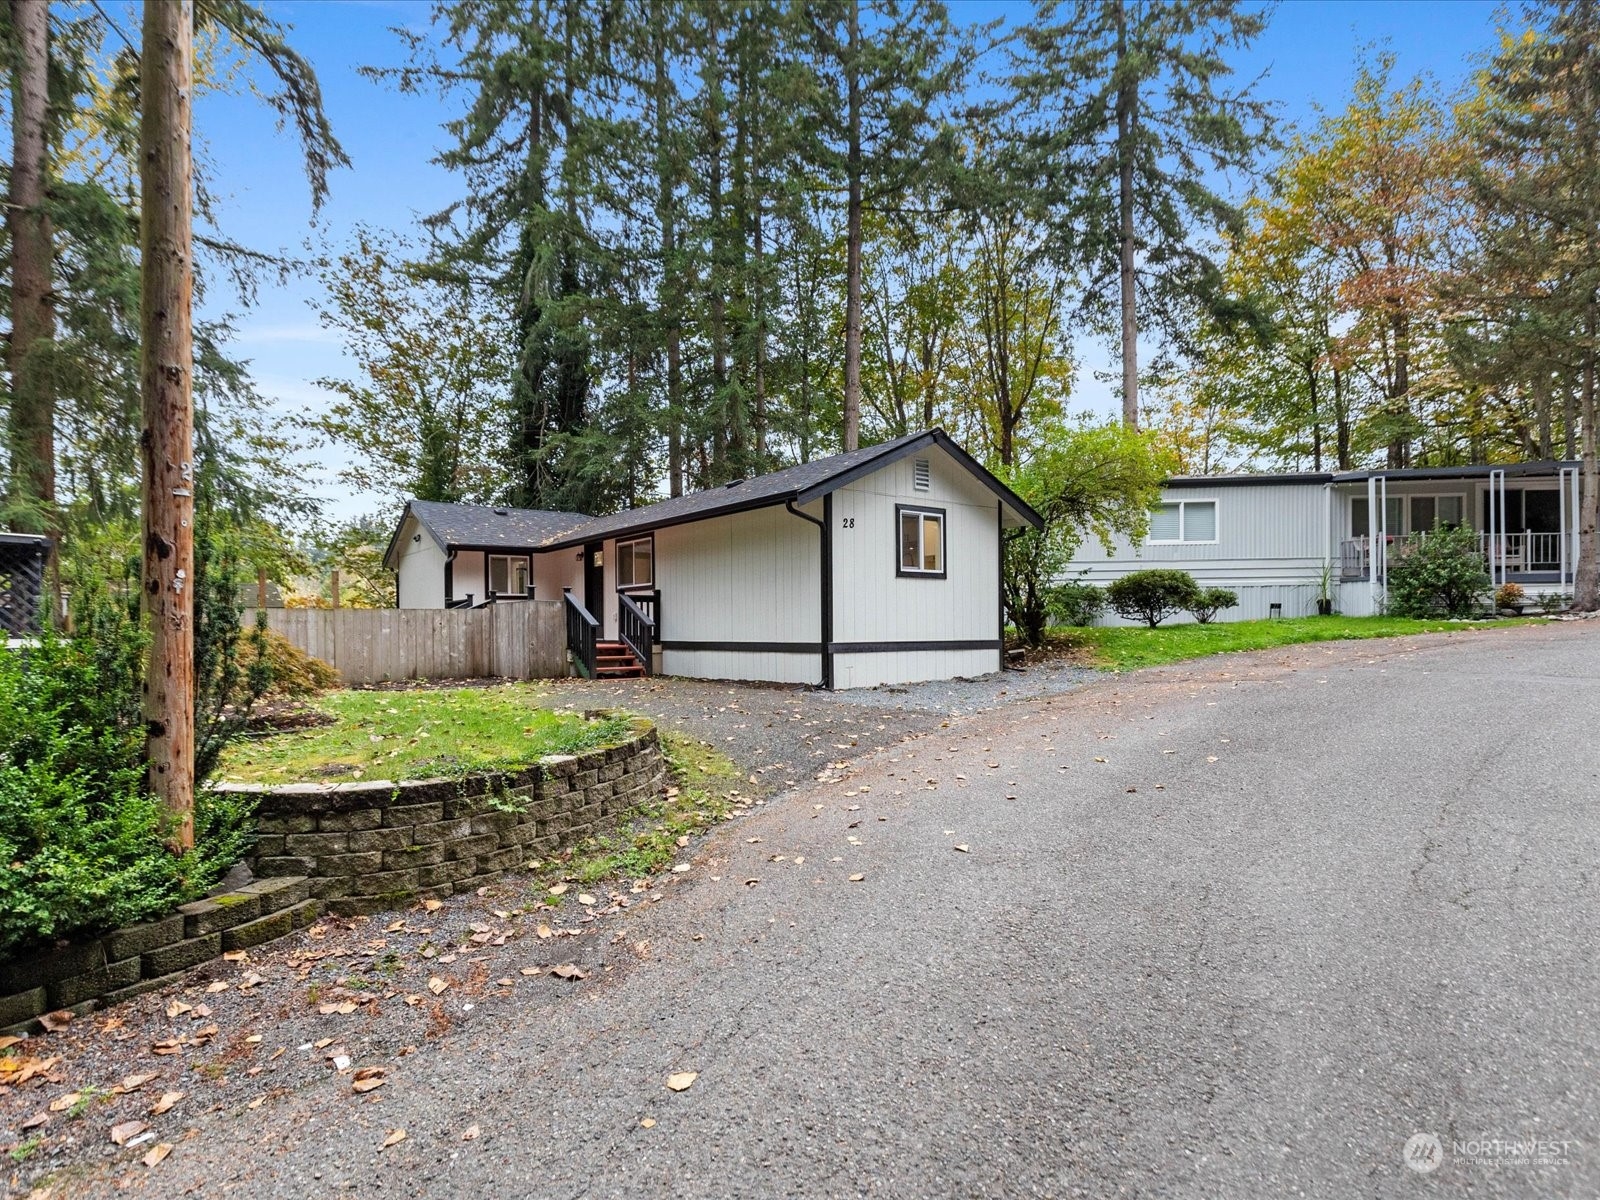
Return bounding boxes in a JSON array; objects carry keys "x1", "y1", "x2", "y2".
[
  {"x1": 352, "y1": 1076, "x2": 387, "y2": 1094},
  {"x1": 536, "y1": 924, "x2": 553, "y2": 939},
  {"x1": 519, "y1": 967, "x2": 541, "y2": 976},
  {"x1": 205, "y1": 982, "x2": 229, "y2": 994},
  {"x1": 550, "y1": 963, "x2": 588, "y2": 981},
  {"x1": 20, "y1": 1111, "x2": 48, "y2": 1131},
  {"x1": 670, "y1": 863, "x2": 691, "y2": 873},
  {"x1": 37, "y1": 1010, "x2": 73, "y2": 1033},
  {"x1": 120, "y1": 1072, "x2": 159, "y2": 1093},
  {"x1": 318, "y1": 1002, "x2": 359, "y2": 1016},
  {"x1": 954, "y1": 845, "x2": 970, "y2": 854},
  {"x1": 665, "y1": 1071, "x2": 698, "y2": 1092},
  {"x1": 382, "y1": 1128, "x2": 407, "y2": 1149},
  {"x1": 427, "y1": 977, "x2": 449, "y2": 996},
  {"x1": 165, "y1": 1001, "x2": 192, "y2": 1019},
  {"x1": 1093, "y1": 757, "x2": 1107, "y2": 764},
  {"x1": 547, "y1": 883, "x2": 569, "y2": 897},
  {"x1": 675, "y1": 835, "x2": 690, "y2": 848},
  {"x1": 222, "y1": 949, "x2": 249, "y2": 962},
  {"x1": 848, "y1": 873, "x2": 865, "y2": 882},
  {"x1": 48, "y1": 1093, "x2": 80, "y2": 1113},
  {"x1": 142, "y1": 1142, "x2": 173, "y2": 1167},
  {"x1": 641, "y1": 1116, "x2": 657, "y2": 1128},
  {"x1": 422, "y1": 899, "x2": 444, "y2": 912},
  {"x1": 385, "y1": 920, "x2": 406, "y2": 933},
  {"x1": 150, "y1": 1092, "x2": 183, "y2": 1116},
  {"x1": 462, "y1": 1123, "x2": 480, "y2": 1141},
  {"x1": 0, "y1": 1035, "x2": 23, "y2": 1051},
  {"x1": 577, "y1": 893, "x2": 596, "y2": 906},
  {"x1": 111, "y1": 1119, "x2": 148, "y2": 1146}
]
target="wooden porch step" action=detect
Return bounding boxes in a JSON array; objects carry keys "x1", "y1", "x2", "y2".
[{"x1": 592, "y1": 641, "x2": 645, "y2": 679}]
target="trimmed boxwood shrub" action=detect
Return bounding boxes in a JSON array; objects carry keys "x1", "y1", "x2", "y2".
[
  {"x1": 1106, "y1": 569, "x2": 1201, "y2": 628},
  {"x1": 1187, "y1": 587, "x2": 1240, "y2": 625}
]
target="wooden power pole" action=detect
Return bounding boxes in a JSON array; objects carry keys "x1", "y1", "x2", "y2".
[{"x1": 139, "y1": 0, "x2": 196, "y2": 850}]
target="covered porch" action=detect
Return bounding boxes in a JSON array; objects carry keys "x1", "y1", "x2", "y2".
[{"x1": 1334, "y1": 462, "x2": 1582, "y2": 590}]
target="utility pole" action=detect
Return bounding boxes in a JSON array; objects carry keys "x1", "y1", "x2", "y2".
[{"x1": 139, "y1": 0, "x2": 196, "y2": 850}]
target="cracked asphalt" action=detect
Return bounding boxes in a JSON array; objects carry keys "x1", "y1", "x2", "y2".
[{"x1": 42, "y1": 622, "x2": 1600, "y2": 1197}]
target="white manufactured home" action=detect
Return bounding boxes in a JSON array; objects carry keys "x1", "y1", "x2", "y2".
[
  {"x1": 1066, "y1": 461, "x2": 1586, "y2": 622},
  {"x1": 384, "y1": 430, "x2": 1042, "y2": 689}
]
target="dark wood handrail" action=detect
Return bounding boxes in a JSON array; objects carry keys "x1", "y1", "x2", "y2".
[
  {"x1": 617, "y1": 591, "x2": 655, "y2": 677},
  {"x1": 563, "y1": 589, "x2": 598, "y2": 678}
]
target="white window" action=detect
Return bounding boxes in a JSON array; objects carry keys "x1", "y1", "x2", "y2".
[
  {"x1": 897, "y1": 506, "x2": 945, "y2": 576},
  {"x1": 1148, "y1": 500, "x2": 1217, "y2": 544},
  {"x1": 617, "y1": 536, "x2": 654, "y2": 588},
  {"x1": 1410, "y1": 494, "x2": 1463, "y2": 530},
  {"x1": 488, "y1": 555, "x2": 530, "y2": 596}
]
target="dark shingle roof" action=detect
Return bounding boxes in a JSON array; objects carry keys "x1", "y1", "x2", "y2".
[
  {"x1": 388, "y1": 500, "x2": 592, "y2": 566},
  {"x1": 386, "y1": 430, "x2": 1042, "y2": 568},
  {"x1": 541, "y1": 429, "x2": 1042, "y2": 548}
]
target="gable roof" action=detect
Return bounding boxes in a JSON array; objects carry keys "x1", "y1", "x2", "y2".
[
  {"x1": 384, "y1": 499, "x2": 592, "y2": 568},
  {"x1": 539, "y1": 428, "x2": 1043, "y2": 549}
]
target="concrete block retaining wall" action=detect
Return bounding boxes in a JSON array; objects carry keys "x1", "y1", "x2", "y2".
[{"x1": 0, "y1": 718, "x2": 663, "y2": 1033}]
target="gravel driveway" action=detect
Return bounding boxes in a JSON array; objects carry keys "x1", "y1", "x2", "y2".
[{"x1": 8, "y1": 622, "x2": 1597, "y2": 1198}]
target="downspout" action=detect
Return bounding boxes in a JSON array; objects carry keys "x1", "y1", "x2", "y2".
[
  {"x1": 1322, "y1": 482, "x2": 1333, "y2": 613},
  {"x1": 786, "y1": 499, "x2": 832, "y2": 689},
  {"x1": 444, "y1": 548, "x2": 457, "y2": 607}
]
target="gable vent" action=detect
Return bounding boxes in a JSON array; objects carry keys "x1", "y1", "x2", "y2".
[{"x1": 912, "y1": 458, "x2": 931, "y2": 491}]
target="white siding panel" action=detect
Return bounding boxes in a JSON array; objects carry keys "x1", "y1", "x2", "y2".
[
  {"x1": 451, "y1": 551, "x2": 487, "y2": 605},
  {"x1": 831, "y1": 447, "x2": 1001, "y2": 654},
  {"x1": 532, "y1": 548, "x2": 583, "y2": 605},
  {"x1": 662, "y1": 649, "x2": 821, "y2": 686},
  {"x1": 1071, "y1": 482, "x2": 1328, "y2": 567},
  {"x1": 834, "y1": 649, "x2": 995, "y2": 689},
  {"x1": 396, "y1": 526, "x2": 446, "y2": 609},
  {"x1": 1092, "y1": 583, "x2": 1322, "y2": 626}
]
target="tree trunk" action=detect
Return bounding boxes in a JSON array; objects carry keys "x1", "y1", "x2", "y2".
[
  {"x1": 842, "y1": 0, "x2": 863, "y2": 451},
  {"x1": 1576, "y1": 315, "x2": 1599, "y2": 611},
  {"x1": 705, "y1": 4, "x2": 729, "y2": 477},
  {"x1": 139, "y1": 0, "x2": 197, "y2": 851},
  {"x1": 653, "y1": 4, "x2": 684, "y2": 498},
  {"x1": 1307, "y1": 363, "x2": 1322, "y2": 471},
  {"x1": 1115, "y1": 0, "x2": 1139, "y2": 429},
  {"x1": 7, "y1": 0, "x2": 56, "y2": 547}
]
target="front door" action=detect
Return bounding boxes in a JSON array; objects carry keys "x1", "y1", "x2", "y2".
[{"x1": 583, "y1": 541, "x2": 604, "y2": 628}]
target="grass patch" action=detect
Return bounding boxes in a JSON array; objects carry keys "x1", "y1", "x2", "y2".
[
  {"x1": 539, "y1": 730, "x2": 747, "y2": 891},
  {"x1": 1050, "y1": 615, "x2": 1541, "y2": 671},
  {"x1": 217, "y1": 685, "x2": 634, "y2": 784}
]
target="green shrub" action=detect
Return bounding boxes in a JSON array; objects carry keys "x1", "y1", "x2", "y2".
[
  {"x1": 1106, "y1": 569, "x2": 1201, "y2": 628},
  {"x1": 1187, "y1": 587, "x2": 1239, "y2": 625},
  {"x1": 1046, "y1": 577, "x2": 1106, "y2": 627},
  {"x1": 236, "y1": 628, "x2": 339, "y2": 698},
  {"x1": 1386, "y1": 525, "x2": 1491, "y2": 618},
  {"x1": 0, "y1": 588, "x2": 257, "y2": 956}
]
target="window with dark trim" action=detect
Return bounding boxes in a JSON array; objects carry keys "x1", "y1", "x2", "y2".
[
  {"x1": 897, "y1": 505, "x2": 946, "y2": 577},
  {"x1": 617, "y1": 535, "x2": 655, "y2": 588},
  {"x1": 488, "y1": 554, "x2": 530, "y2": 596}
]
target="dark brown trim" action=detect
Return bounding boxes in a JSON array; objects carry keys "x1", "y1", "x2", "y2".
[
  {"x1": 830, "y1": 639, "x2": 1002, "y2": 654},
  {"x1": 822, "y1": 494, "x2": 835, "y2": 689},
  {"x1": 895, "y1": 503, "x2": 948, "y2": 579},
  {"x1": 997, "y1": 501, "x2": 1005, "y2": 672},
  {"x1": 615, "y1": 533, "x2": 656, "y2": 589},
  {"x1": 660, "y1": 640, "x2": 824, "y2": 655}
]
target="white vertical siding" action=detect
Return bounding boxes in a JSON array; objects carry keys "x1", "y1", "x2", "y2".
[
  {"x1": 396, "y1": 523, "x2": 446, "y2": 609},
  {"x1": 532, "y1": 548, "x2": 584, "y2": 606},
  {"x1": 451, "y1": 550, "x2": 486, "y2": 605},
  {"x1": 829, "y1": 447, "x2": 1003, "y2": 687},
  {"x1": 653, "y1": 502, "x2": 824, "y2": 685}
]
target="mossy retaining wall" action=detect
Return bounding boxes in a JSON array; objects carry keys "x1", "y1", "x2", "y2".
[{"x1": 0, "y1": 718, "x2": 663, "y2": 1033}]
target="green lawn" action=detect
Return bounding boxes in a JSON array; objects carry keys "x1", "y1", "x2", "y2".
[
  {"x1": 1050, "y1": 615, "x2": 1541, "y2": 671},
  {"x1": 219, "y1": 685, "x2": 633, "y2": 784}
]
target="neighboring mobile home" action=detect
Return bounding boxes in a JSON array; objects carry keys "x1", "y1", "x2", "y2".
[
  {"x1": 383, "y1": 430, "x2": 1042, "y2": 689},
  {"x1": 1066, "y1": 461, "x2": 1585, "y2": 622}
]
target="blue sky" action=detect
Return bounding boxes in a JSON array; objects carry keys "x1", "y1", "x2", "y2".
[{"x1": 196, "y1": 0, "x2": 1508, "y2": 525}]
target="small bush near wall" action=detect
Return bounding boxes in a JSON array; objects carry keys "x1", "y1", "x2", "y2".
[
  {"x1": 1047, "y1": 577, "x2": 1106, "y2": 627},
  {"x1": 1187, "y1": 587, "x2": 1240, "y2": 625},
  {"x1": 1106, "y1": 570, "x2": 1201, "y2": 628},
  {"x1": 0, "y1": 609, "x2": 250, "y2": 957},
  {"x1": 1386, "y1": 526, "x2": 1491, "y2": 618}
]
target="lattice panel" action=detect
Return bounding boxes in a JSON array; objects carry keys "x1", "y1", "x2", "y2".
[{"x1": 0, "y1": 543, "x2": 47, "y2": 636}]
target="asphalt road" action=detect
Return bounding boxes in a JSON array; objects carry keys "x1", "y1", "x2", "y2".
[{"x1": 69, "y1": 623, "x2": 1600, "y2": 1197}]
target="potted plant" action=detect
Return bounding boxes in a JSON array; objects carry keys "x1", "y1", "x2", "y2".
[
  {"x1": 1494, "y1": 581, "x2": 1526, "y2": 615},
  {"x1": 1316, "y1": 561, "x2": 1334, "y2": 616}
]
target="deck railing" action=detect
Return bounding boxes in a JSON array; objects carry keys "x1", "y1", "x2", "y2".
[
  {"x1": 563, "y1": 589, "x2": 598, "y2": 678},
  {"x1": 1339, "y1": 531, "x2": 1569, "y2": 582},
  {"x1": 617, "y1": 592, "x2": 656, "y2": 677}
]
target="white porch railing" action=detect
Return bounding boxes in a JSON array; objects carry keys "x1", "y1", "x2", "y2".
[{"x1": 1339, "y1": 531, "x2": 1568, "y2": 582}]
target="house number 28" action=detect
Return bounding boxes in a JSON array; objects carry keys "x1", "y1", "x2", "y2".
[{"x1": 841, "y1": 517, "x2": 855, "y2": 528}]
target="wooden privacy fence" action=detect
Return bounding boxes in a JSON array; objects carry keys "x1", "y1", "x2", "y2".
[{"x1": 246, "y1": 603, "x2": 568, "y2": 685}]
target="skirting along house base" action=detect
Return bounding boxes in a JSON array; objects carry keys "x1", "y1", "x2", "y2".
[{"x1": 384, "y1": 430, "x2": 1042, "y2": 689}]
